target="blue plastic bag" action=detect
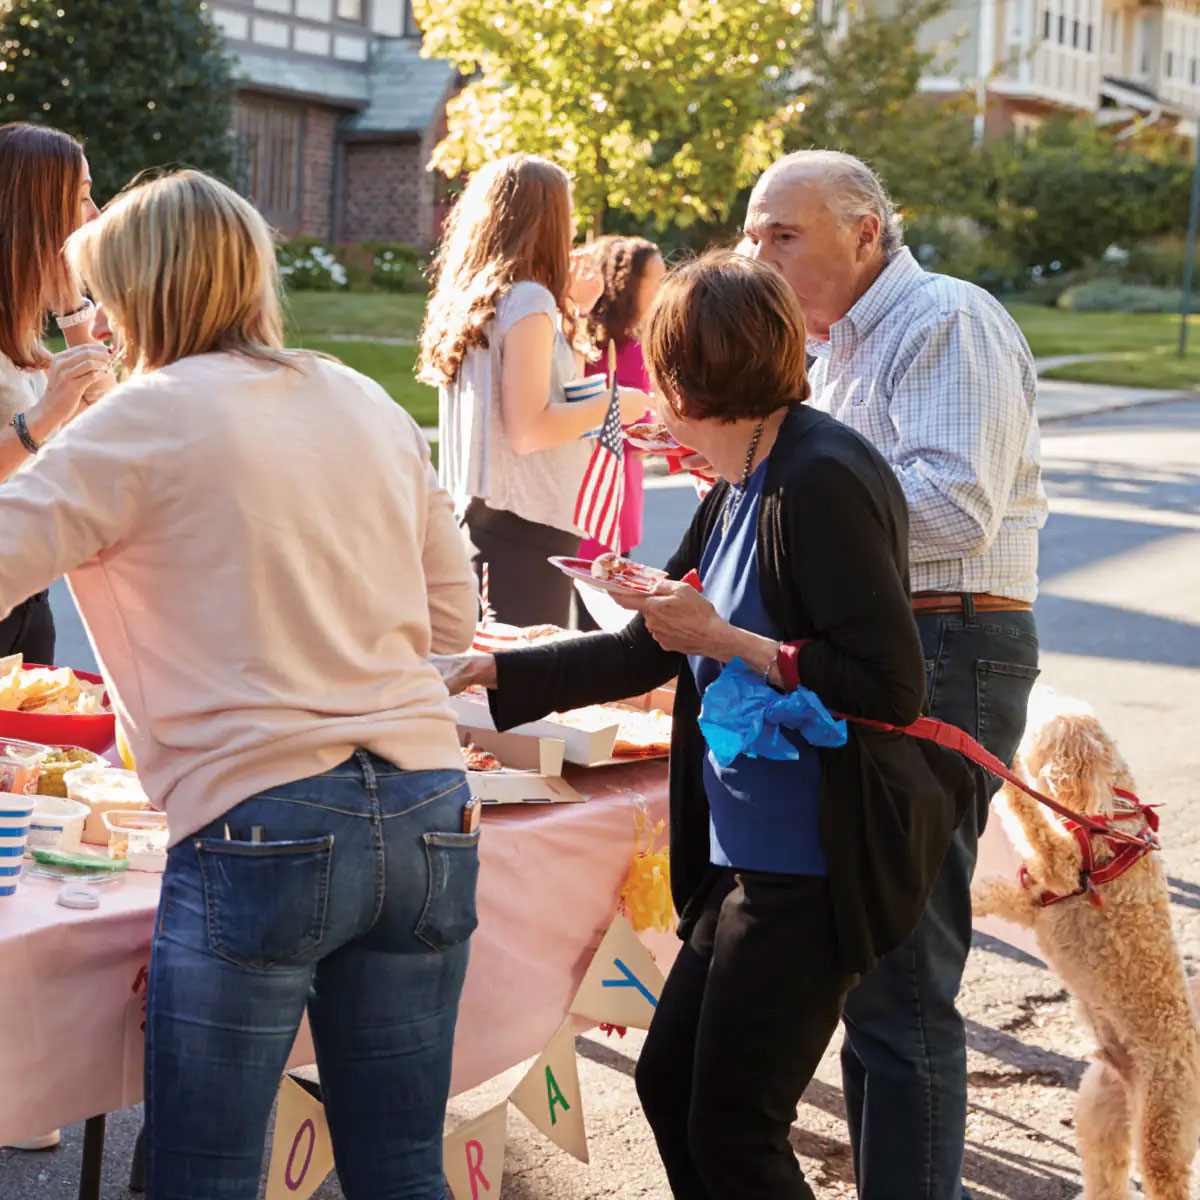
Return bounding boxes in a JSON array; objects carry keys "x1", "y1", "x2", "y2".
[{"x1": 698, "y1": 658, "x2": 847, "y2": 768}]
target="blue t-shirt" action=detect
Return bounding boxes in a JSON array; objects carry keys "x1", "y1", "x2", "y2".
[{"x1": 687, "y1": 462, "x2": 827, "y2": 877}]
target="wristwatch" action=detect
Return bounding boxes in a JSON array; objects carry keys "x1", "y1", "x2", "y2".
[{"x1": 55, "y1": 298, "x2": 95, "y2": 331}]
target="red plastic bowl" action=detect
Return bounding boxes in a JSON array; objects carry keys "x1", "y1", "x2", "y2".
[{"x1": 0, "y1": 665, "x2": 116, "y2": 754}]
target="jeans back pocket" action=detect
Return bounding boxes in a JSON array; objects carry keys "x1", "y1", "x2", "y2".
[
  {"x1": 415, "y1": 830, "x2": 480, "y2": 952},
  {"x1": 196, "y1": 836, "x2": 334, "y2": 970}
]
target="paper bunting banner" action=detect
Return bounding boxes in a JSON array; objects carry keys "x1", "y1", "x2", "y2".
[
  {"x1": 266, "y1": 1075, "x2": 335, "y2": 1200},
  {"x1": 509, "y1": 1018, "x2": 589, "y2": 1163},
  {"x1": 569, "y1": 913, "x2": 664, "y2": 1031},
  {"x1": 444, "y1": 1100, "x2": 509, "y2": 1200}
]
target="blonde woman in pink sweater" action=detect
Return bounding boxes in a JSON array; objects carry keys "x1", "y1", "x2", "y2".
[{"x1": 0, "y1": 171, "x2": 479, "y2": 1199}]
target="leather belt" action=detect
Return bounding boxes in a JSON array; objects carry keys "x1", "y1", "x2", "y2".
[{"x1": 911, "y1": 591, "x2": 1032, "y2": 615}]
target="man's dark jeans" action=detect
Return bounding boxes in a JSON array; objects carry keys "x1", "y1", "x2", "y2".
[{"x1": 840, "y1": 602, "x2": 1040, "y2": 1199}]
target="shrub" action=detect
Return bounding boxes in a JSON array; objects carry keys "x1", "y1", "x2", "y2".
[
  {"x1": 1123, "y1": 236, "x2": 1189, "y2": 289},
  {"x1": 1057, "y1": 280, "x2": 1182, "y2": 313},
  {"x1": 277, "y1": 237, "x2": 348, "y2": 291},
  {"x1": 359, "y1": 241, "x2": 428, "y2": 293},
  {"x1": 904, "y1": 215, "x2": 1026, "y2": 293}
]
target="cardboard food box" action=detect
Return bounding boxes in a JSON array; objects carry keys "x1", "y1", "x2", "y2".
[
  {"x1": 459, "y1": 728, "x2": 582, "y2": 805},
  {"x1": 451, "y1": 693, "x2": 619, "y2": 766}
]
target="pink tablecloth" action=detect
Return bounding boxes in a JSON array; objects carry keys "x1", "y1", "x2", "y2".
[{"x1": 0, "y1": 761, "x2": 669, "y2": 1145}]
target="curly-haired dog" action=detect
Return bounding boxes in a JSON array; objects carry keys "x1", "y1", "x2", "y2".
[{"x1": 972, "y1": 692, "x2": 1200, "y2": 1200}]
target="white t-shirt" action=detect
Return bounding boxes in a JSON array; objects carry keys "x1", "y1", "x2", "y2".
[
  {"x1": 0, "y1": 352, "x2": 47, "y2": 428},
  {"x1": 437, "y1": 281, "x2": 589, "y2": 534}
]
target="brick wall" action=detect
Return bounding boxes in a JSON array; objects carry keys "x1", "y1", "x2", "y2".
[
  {"x1": 300, "y1": 105, "x2": 338, "y2": 240},
  {"x1": 341, "y1": 139, "x2": 437, "y2": 247}
]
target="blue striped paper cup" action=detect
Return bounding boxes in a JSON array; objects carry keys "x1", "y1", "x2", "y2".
[
  {"x1": 0, "y1": 793, "x2": 35, "y2": 897},
  {"x1": 563, "y1": 375, "x2": 608, "y2": 404}
]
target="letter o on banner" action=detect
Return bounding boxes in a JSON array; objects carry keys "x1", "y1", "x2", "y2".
[{"x1": 286, "y1": 1118, "x2": 316, "y2": 1191}]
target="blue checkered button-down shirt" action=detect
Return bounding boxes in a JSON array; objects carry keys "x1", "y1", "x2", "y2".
[{"x1": 808, "y1": 248, "x2": 1047, "y2": 603}]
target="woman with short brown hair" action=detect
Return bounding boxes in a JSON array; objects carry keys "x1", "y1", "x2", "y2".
[
  {"x1": 441, "y1": 251, "x2": 972, "y2": 1197},
  {"x1": 0, "y1": 122, "x2": 111, "y2": 664}
]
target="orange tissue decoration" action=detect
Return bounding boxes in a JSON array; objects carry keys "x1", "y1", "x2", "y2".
[{"x1": 620, "y1": 813, "x2": 674, "y2": 933}]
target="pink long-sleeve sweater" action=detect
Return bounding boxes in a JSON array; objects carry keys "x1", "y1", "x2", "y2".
[{"x1": 0, "y1": 351, "x2": 478, "y2": 844}]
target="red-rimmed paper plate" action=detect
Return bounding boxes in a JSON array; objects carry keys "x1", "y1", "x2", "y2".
[
  {"x1": 622, "y1": 424, "x2": 690, "y2": 457},
  {"x1": 549, "y1": 556, "x2": 667, "y2": 597}
]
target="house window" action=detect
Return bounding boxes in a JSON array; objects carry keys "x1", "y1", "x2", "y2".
[
  {"x1": 403, "y1": 0, "x2": 419, "y2": 36},
  {"x1": 1057, "y1": 13, "x2": 1065, "y2": 42},
  {"x1": 1072, "y1": 18, "x2": 1080, "y2": 47},
  {"x1": 1137, "y1": 17, "x2": 1151, "y2": 74},
  {"x1": 1086, "y1": 23, "x2": 1093, "y2": 52},
  {"x1": 232, "y1": 98, "x2": 304, "y2": 237},
  {"x1": 1108, "y1": 13, "x2": 1117, "y2": 54},
  {"x1": 1043, "y1": 9, "x2": 1051, "y2": 39},
  {"x1": 1191, "y1": 56, "x2": 1197, "y2": 85},
  {"x1": 1167, "y1": 50, "x2": 1174, "y2": 77},
  {"x1": 336, "y1": 0, "x2": 363, "y2": 20}
]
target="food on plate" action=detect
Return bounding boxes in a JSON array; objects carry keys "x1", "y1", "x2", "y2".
[
  {"x1": 462, "y1": 744, "x2": 503, "y2": 772},
  {"x1": 35, "y1": 746, "x2": 102, "y2": 798},
  {"x1": 551, "y1": 702, "x2": 673, "y2": 757},
  {"x1": 522, "y1": 624, "x2": 569, "y2": 643},
  {"x1": 612, "y1": 707, "x2": 674, "y2": 758},
  {"x1": 65, "y1": 765, "x2": 151, "y2": 845},
  {"x1": 625, "y1": 422, "x2": 676, "y2": 443},
  {"x1": 589, "y1": 552, "x2": 665, "y2": 592},
  {"x1": 0, "y1": 654, "x2": 110, "y2": 715}
]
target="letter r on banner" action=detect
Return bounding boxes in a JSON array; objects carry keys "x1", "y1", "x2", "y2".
[{"x1": 465, "y1": 1139, "x2": 489, "y2": 1197}]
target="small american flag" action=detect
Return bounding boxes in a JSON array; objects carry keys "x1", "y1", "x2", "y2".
[{"x1": 573, "y1": 345, "x2": 625, "y2": 552}]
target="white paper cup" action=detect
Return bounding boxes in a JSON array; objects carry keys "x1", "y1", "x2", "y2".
[
  {"x1": 563, "y1": 375, "x2": 608, "y2": 404},
  {"x1": 28, "y1": 795, "x2": 90, "y2": 853},
  {"x1": 0, "y1": 793, "x2": 35, "y2": 897}
]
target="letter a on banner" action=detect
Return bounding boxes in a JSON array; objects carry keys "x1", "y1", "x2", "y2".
[
  {"x1": 265, "y1": 1075, "x2": 335, "y2": 1200},
  {"x1": 509, "y1": 1018, "x2": 589, "y2": 1163},
  {"x1": 569, "y1": 913, "x2": 664, "y2": 1030},
  {"x1": 443, "y1": 1101, "x2": 509, "y2": 1200}
]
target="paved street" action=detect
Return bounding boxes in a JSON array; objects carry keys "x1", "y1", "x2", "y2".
[{"x1": 5, "y1": 397, "x2": 1198, "y2": 1199}]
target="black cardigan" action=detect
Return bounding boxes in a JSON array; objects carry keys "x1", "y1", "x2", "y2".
[{"x1": 489, "y1": 406, "x2": 974, "y2": 975}]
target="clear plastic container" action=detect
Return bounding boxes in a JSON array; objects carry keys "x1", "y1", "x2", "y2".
[
  {"x1": 35, "y1": 745, "x2": 103, "y2": 798},
  {"x1": 66, "y1": 766, "x2": 150, "y2": 846},
  {"x1": 0, "y1": 738, "x2": 49, "y2": 796},
  {"x1": 102, "y1": 809, "x2": 167, "y2": 868},
  {"x1": 28, "y1": 795, "x2": 90, "y2": 852}
]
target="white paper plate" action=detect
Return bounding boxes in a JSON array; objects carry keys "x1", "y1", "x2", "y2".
[{"x1": 548, "y1": 556, "x2": 666, "y2": 597}]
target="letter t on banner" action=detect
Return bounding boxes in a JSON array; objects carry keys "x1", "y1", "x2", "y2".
[
  {"x1": 508, "y1": 1018, "x2": 589, "y2": 1163},
  {"x1": 444, "y1": 1101, "x2": 509, "y2": 1200},
  {"x1": 569, "y1": 913, "x2": 664, "y2": 1030},
  {"x1": 265, "y1": 1076, "x2": 335, "y2": 1200}
]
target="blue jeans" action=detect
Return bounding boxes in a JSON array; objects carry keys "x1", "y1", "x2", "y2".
[
  {"x1": 840, "y1": 605, "x2": 1039, "y2": 1199},
  {"x1": 144, "y1": 752, "x2": 479, "y2": 1200}
]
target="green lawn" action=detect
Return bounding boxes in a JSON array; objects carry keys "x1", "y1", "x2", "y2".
[
  {"x1": 293, "y1": 337, "x2": 437, "y2": 425},
  {"x1": 282, "y1": 292, "x2": 425, "y2": 341}
]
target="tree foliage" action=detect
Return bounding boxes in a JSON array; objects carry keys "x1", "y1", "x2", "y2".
[
  {"x1": 413, "y1": 0, "x2": 813, "y2": 232},
  {"x1": 0, "y1": 0, "x2": 236, "y2": 203},
  {"x1": 788, "y1": 0, "x2": 978, "y2": 219}
]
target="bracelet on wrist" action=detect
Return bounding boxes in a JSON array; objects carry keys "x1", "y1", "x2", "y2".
[
  {"x1": 54, "y1": 298, "x2": 95, "y2": 330},
  {"x1": 10, "y1": 412, "x2": 40, "y2": 456},
  {"x1": 762, "y1": 644, "x2": 781, "y2": 687}
]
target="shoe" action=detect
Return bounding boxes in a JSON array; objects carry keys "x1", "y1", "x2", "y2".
[{"x1": 6, "y1": 1130, "x2": 61, "y2": 1151}]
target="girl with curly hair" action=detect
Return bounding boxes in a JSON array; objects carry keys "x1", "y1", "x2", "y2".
[{"x1": 420, "y1": 155, "x2": 647, "y2": 627}]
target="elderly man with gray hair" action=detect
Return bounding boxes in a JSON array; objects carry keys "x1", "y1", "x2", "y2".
[{"x1": 743, "y1": 150, "x2": 1047, "y2": 1199}]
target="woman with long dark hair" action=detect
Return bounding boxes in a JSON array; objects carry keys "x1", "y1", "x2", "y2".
[{"x1": 0, "y1": 122, "x2": 112, "y2": 664}]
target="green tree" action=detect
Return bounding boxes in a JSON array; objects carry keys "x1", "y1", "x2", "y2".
[
  {"x1": 0, "y1": 0, "x2": 235, "y2": 203},
  {"x1": 978, "y1": 116, "x2": 1192, "y2": 270},
  {"x1": 413, "y1": 0, "x2": 814, "y2": 233}
]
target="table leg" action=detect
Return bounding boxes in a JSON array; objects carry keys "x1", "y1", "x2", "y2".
[
  {"x1": 78, "y1": 1114, "x2": 106, "y2": 1200},
  {"x1": 129, "y1": 1124, "x2": 147, "y2": 1193}
]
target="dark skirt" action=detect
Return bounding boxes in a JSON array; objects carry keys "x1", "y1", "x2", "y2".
[
  {"x1": 0, "y1": 589, "x2": 55, "y2": 663},
  {"x1": 461, "y1": 499, "x2": 580, "y2": 628}
]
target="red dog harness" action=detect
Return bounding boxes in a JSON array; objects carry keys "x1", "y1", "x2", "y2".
[{"x1": 839, "y1": 716, "x2": 1161, "y2": 909}]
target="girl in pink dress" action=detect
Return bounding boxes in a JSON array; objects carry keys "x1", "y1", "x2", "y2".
[{"x1": 578, "y1": 236, "x2": 666, "y2": 561}]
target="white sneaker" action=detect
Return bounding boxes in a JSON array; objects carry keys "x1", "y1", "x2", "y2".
[{"x1": 7, "y1": 1130, "x2": 61, "y2": 1151}]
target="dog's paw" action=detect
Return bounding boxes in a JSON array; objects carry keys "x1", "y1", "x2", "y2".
[{"x1": 971, "y1": 876, "x2": 1015, "y2": 918}]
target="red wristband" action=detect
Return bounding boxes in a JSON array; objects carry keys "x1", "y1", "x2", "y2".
[{"x1": 777, "y1": 640, "x2": 810, "y2": 691}]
